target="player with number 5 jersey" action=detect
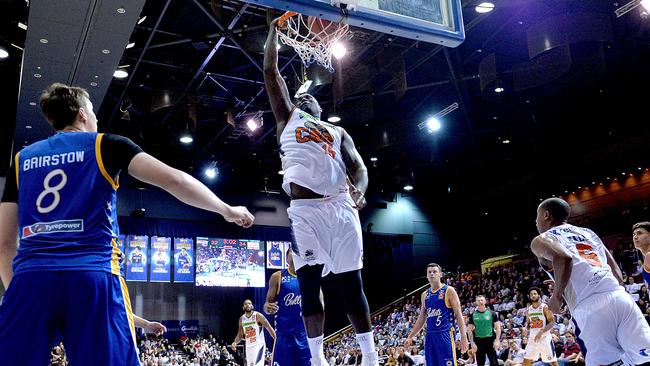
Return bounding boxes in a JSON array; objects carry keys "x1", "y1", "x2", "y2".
[
  {"x1": 0, "y1": 83, "x2": 255, "y2": 366},
  {"x1": 405, "y1": 263, "x2": 468, "y2": 366}
]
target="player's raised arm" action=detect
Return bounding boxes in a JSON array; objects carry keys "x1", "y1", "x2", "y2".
[
  {"x1": 127, "y1": 152, "x2": 254, "y2": 228},
  {"x1": 264, "y1": 17, "x2": 294, "y2": 127}
]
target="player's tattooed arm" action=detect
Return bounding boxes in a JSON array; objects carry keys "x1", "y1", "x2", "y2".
[
  {"x1": 605, "y1": 248, "x2": 624, "y2": 285},
  {"x1": 341, "y1": 130, "x2": 368, "y2": 209}
]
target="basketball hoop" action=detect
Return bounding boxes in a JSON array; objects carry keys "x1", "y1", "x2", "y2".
[{"x1": 276, "y1": 11, "x2": 351, "y2": 72}]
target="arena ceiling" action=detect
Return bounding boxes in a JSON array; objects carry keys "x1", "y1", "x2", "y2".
[{"x1": 2, "y1": 0, "x2": 650, "y2": 250}]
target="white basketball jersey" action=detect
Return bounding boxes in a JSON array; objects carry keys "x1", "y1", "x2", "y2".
[
  {"x1": 280, "y1": 108, "x2": 348, "y2": 197},
  {"x1": 241, "y1": 312, "x2": 264, "y2": 347},
  {"x1": 543, "y1": 224, "x2": 621, "y2": 309},
  {"x1": 527, "y1": 303, "x2": 547, "y2": 338}
]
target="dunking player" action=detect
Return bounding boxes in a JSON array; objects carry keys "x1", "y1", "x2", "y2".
[
  {"x1": 522, "y1": 287, "x2": 557, "y2": 366},
  {"x1": 232, "y1": 299, "x2": 277, "y2": 366},
  {"x1": 405, "y1": 263, "x2": 468, "y2": 366},
  {"x1": 532, "y1": 198, "x2": 650, "y2": 365},
  {"x1": 264, "y1": 248, "x2": 312, "y2": 366},
  {"x1": 264, "y1": 16, "x2": 376, "y2": 366},
  {"x1": 0, "y1": 83, "x2": 254, "y2": 365},
  {"x1": 632, "y1": 221, "x2": 650, "y2": 285}
]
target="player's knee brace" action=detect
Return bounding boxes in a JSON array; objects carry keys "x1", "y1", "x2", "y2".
[
  {"x1": 334, "y1": 270, "x2": 369, "y2": 315},
  {"x1": 296, "y1": 264, "x2": 324, "y2": 317}
]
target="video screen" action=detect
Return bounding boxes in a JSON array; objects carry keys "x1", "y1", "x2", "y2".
[{"x1": 195, "y1": 238, "x2": 265, "y2": 287}]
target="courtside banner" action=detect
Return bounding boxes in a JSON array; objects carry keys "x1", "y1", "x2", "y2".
[
  {"x1": 173, "y1": 237, "x2": 194, "y2": 283},
  {"x1": 150, "y1": 236, "x2": 172, "y2": 282}
]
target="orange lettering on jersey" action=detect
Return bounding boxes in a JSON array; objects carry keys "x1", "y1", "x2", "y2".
[
  {"x1": 309, "y1": 129, "x2": 323, "y2": 142},
  {"x1": 322, "y1": 131, "x2": 334, "y2": 144},
  {"x1": 295, "y1": 127, "x2": 309, "y2": 143},
  {"x1": 576, "y1": 243, "x2": 603, "y2": 267},
  {"x1": 322, "y1": 143, "x2": 336, "y2": 159},
  {"x1": 530, "y1": 316, "x2": 543, "y2": 328}
]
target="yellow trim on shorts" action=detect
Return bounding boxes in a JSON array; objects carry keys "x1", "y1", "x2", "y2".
[
  {"x1": 14, "y1": 152, "x2": 19, "y2": 187},
  {"x1": 119, "y1": 277, "x2": 137, "y2": 347},
  {"x1": 450, "y1": 326, "x2": 457, "y2": 366},
  {"x1": 110, "y1": 238, "x2": 122, "y2": 275},
  {"x1": 95, "y1": 134, "x2": 119, "y2": 190}
]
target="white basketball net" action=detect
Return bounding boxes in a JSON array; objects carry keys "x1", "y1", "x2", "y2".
[{"x1": 277, "y1": 14, "x2": 350, "y2": 72}]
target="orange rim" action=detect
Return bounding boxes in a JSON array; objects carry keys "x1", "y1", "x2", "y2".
[{"x1": 278, "y1": 11, "x2": 298, "y2": 27}]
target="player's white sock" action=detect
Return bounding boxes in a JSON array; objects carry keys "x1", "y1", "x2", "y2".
[
  {"x1": 307, "y1": 335, "x2": 325, "y2": 362},
  {"x1": 355, "y1": 331, "x2": 376, "y2": 354}
]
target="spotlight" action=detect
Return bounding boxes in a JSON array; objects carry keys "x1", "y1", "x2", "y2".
[
  {"x1": 332, "y1": 42, "x2": 347, "y2": 59},
  {"x1": 642, "y1": 0, "x2": 650, "y2": 12},
  {"x1": 114, "y1": 69, "x2": 128, "y2": 79},
  {"x1": 404, "y1": 185, "x2": 414, "y2": 191},
  {"x1": 179, "y1": 134, "x2": 193, "y2": 144},
  {"x1": 475, "y1": 2, "x2": 495, "y2": 13},
  {"x1": 502, "y1": 139, "x2": 510, "y2": 144},
  {"x1": 205, "y1": 167, "x2": 217, "y2": 179},
  {"x1": 278, "y1": 170, "x2": 285, "y2": 175},
  {"x1": 247, "y1": 119, "x2": 259, "y2": 131},
  {"x1": 126, "y1": 42, "x2": 135, "y2": 49},
  {"x1": 426, "y1": 117, "x2": 441, "y2": 133},
  {"x1": 0, "y1": 47, "x2": 8, "y2": 59},
  {"x1": 327, "y1": 114, "x2": 341, "y2": 123},
  {"x1": 370, "y1": 157, "x2": 378, "y2": 162},
  {"x1": 137, "y1": 16, "x2": 147, "y2": 25},
  {"x1": 494, "y1": 86, "x2": 504, "y2": 93}
]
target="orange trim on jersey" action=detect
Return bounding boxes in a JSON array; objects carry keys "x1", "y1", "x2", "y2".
[
  {"x1": 119, "y1": 276, "x2": 137, "y2": 347},
  {"x1": 110, "y1": 238, "x2": 122, "y2": 276},
  {"x1": 14, "y1": 152, "x2": 19, "y2": 187},
  {"x1": 450, "y1": 326, "x2": 457, "y2": 366},
  {"x1": 95, "y1": 134, "x2": 119, "y2": 190}
]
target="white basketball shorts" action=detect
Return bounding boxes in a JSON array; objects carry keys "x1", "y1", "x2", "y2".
[
  {"x1": 287, "y1": 194, "x2": 363, "y2": 276},
  {"x1": 246, "y1": 343, "x2": 266, "y2": 366},
  {"x1": 571, "y1": 289, "x2": 650, "y2": 365},
  {"x1": 524, "y1": 334, "x2": 556, "y2": 363}
]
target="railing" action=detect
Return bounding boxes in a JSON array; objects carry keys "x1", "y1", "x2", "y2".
[{"x1": 324, "y1": 282, "x2": 430, "y2": 343}]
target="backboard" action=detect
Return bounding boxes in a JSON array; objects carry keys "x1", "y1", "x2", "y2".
[{"x1": 243, "y1": 0, "x2": 465, "y2": 47}]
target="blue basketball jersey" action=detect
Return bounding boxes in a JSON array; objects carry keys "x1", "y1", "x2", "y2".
[
  {"x1": 13, "y1": 132, "x2": 121, "y2": 275},
  {"x1": 269, "y1": 247, "x2": 283, "y2": 267},
  {"x1": 276, "y1": 269, "x2": 303, "y2": 334},
  {"x1": 425, "y1": 285, "x2": 455, "y2": 333}
]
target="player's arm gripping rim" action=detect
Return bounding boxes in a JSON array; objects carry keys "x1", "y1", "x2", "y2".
[
  {"x1": 264, "y1": 17, "x2": 294, "y2": 134},
  {"x1": 405, "y1": 291, "x2": 427, "y2": 348},
  {"x1": 447, "y1": 286, "x2": 469, "y2": 353},
  {"x1": 531, "y1": 234, "x2": 573, "y2": 313},
  {"x1": 264, "y1": 271, "x2": 282, "y2": 315},
  {"x1": 232, "y1": 316, "x2": 245, "y2": 351},
  {"x1": 0, "y1": 203, "x2": 18, "y2": 288}
]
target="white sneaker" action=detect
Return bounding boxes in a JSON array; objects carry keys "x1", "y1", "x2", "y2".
[
  {"x1": 310, "y1": 355, "x2": 329, "y2": 366},
  {"x1": 361, "y1": 351, "x2": 379, "y2": 366}
]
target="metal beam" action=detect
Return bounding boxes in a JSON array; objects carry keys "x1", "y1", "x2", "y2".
[
  {"x1": 192, "y1": 0, "x2": 263, "y2": 73},
  {"x1": 105, "y1": 0, "x2": 173, "y2": 132}
]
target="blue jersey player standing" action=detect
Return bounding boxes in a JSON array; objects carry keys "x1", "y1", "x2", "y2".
[
  {"x1": 633, "y1": 221, "x2": 650, "y2": 285},
  {"x1": 405, "y1": 263, "x2": 468, "y2": 366},
  {"x1": 0, "y1": 83, "x2": 255, "y2": 365},
  {"x1": 264, "y1": 248, "x2": 312, "y2": 366}
]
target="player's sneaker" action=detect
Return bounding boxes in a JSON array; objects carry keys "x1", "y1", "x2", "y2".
[{"x1": 361, "y1": 351, "x2": 379, "y2": 366}]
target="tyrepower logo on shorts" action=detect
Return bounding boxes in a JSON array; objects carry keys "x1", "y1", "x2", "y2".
[{"x1": 22, "y1": 219, "x2": 84, "y2": 238}]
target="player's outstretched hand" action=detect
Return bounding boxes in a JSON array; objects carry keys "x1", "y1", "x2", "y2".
[
  {"x1": 264, "y1": 301, "x2": 279, "y2": 315},
  {"x1": 145, "y1": 321, "x2": 167, "y2": 336},
  {"x1": 224, "y1": 206, "x2": 255, "y2": 228}
]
